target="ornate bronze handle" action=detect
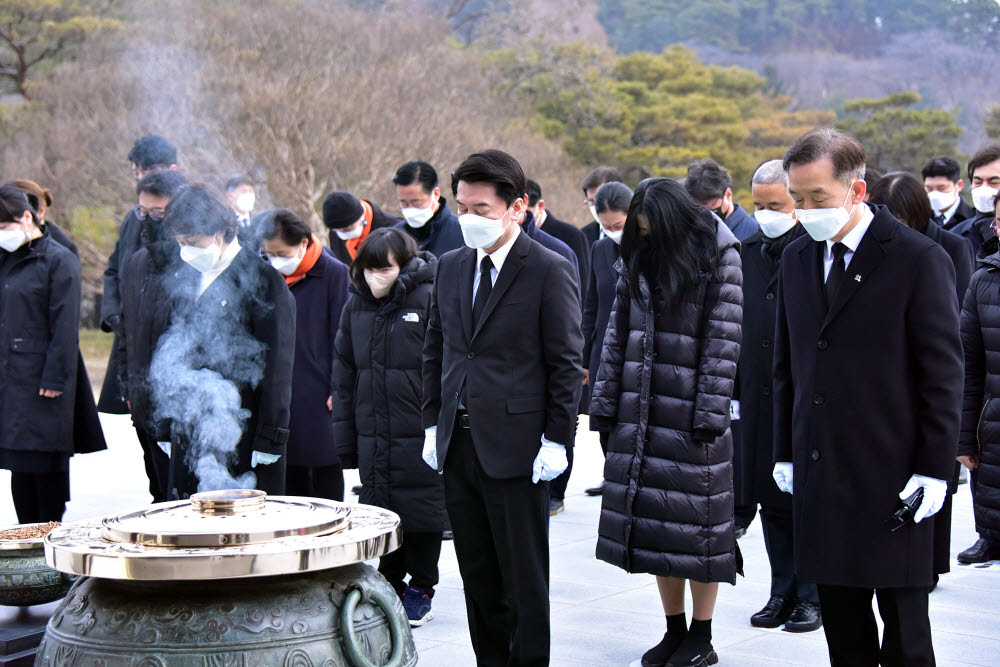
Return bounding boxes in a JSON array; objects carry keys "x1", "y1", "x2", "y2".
[{"x1": 340, "y1": 581, "x2": 407, "y2": 667}]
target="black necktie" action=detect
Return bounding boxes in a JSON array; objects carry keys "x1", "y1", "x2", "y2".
[
  {"x1": 825, "y1": 242, "x2": 848, "y2": 307},
  {"x1": 472, "y1": 255, "x2": 493, "y2": 328},
  {"x1": 933, "y1": 213, "x2": 945, "y2": 226}
]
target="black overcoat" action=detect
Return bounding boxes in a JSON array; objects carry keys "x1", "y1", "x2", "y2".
[
  {"x1": 332, "y1": 253, "x2": 445, "y2": 533},
  {"x1": 591, "y1": 221, "x2": 743, "y2": 583},
  {"x1": 773, "y1": 205, "x2": 963, "y2": 588},
  {"x1": 0, "y1": 233, "x2": 82, "y2": 455},
  {"x1": 735, "y1": 225, "x2": 807, "y2": 512},
  {"x1": 539, "y1": 211, "x2": 590, "y2": 292},
  {"x1": 98, "y1": 208, "x2": 141, "y2": 413},
  {"x1": 582, "y1": 237, "x2": 619, "y2": 416}
]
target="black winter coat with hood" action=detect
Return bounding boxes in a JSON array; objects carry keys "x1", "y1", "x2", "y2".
[
  {"x1": 332, "y1": 253, "x2": 446, "y2": 533},
  {"x1": 591, "y1": 221, "x2": 743, "y2": 584},
  {"x1": 960, "y1": 241, "x2": 1000, "y2": 542}
]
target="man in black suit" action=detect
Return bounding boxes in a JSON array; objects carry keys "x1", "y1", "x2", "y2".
[
  {"x1": 526, "y1": 179, "x2": 590, "y2": 282},
  {"x1": 772, "y1": 128, "x2": 963, "y2": 666},
  {"x1": 580, "y1": 166, "x2": 625, "y2": 247},
  {"x1": 922, "y1": 156, "x2": 976, "y2": 231},
  {"x1": 950, "y1": 144, "x2": 1000, "y2": 256},
  {"x1": 422, "y1": 149, "x2": 584, "y2": 666}
]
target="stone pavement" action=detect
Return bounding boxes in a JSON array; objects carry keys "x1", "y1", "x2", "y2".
[{"x1": 1, "y1": 413, "x2": 997, "y2": 666}]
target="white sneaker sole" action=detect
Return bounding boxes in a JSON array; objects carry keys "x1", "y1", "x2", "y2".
[{"x1": 409, "y1": 611, "x2": 433, "y2": 627}]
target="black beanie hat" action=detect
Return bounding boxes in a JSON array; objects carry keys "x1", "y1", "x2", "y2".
[{"x1": 322, "y1": 191, "x2": 365, "y2": 230}]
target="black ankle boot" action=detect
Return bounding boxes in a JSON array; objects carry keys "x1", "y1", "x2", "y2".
[
  {"x1": 641, "y1": 613, "x2": 687, "y2": 667},
  {"x1": 666, "y1": 618, "x2": 718, "y2": 667}
]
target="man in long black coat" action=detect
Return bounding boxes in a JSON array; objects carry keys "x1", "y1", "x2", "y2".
[
  {"x1": 773, "y1": 129, "x2": 963, "y2": 666},
  {"x1": 737, "y1": 160, "x2": 819, "y2": 633},
  {"x1": 422, "y1": 150, "x2": 583, "y2": 666}
]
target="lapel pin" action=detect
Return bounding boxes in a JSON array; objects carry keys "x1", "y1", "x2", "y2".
[
  {"x1": 221, "y1": 299, "x2": 228, "y2": 307},
  {"x1": 854, "y1": 275, "x2": 861, "y2": 282}
]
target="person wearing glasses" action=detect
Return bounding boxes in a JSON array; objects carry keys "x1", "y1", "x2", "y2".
[{"x1": 116, "y1": 169, "x2": 189, "y2": 503}]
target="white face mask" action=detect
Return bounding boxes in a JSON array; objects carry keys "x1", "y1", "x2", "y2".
[
  {"x1": 604, "y1": 228, "x2": 623, "y2": 244},
  {"x1": 754, "y1": 209, "x2": 797, "y2": 239},
  {"x1": 589, "y1": 205, "x2": 600, "y2": 225},
  {"x1": 401, "y1": 204, "x2": 434, "y2": 229},
  {"x1": 179, "y1": 237, "x2": 223, "y2": 273},
  {"x1": 235, "y1": 192, "x2": 255, "y2": 215},
  {"x1": 794, "y1": 182, "x2": 857, "y2": 242},
  {"x1": 364, "y1": 267, "x2": 400, "y2": 298},
  {"x1": 458, "y1": 208, "x2": 511, "y2": 250},
  {"x1": 335, "y1": 220, "x2": 366, "y2": 241},
  {"x1": 0, "y1": 228, "x2": 27, "y2": 252},
  {"x1": 972, "y1": 185, "x2": 998, "y2": 214},
  {"x1": 926, "y1": 189, "x2": 956, "y2": 215},
  {"x1": 269, "y1": 246, "x2": 304, "y2": 275}
]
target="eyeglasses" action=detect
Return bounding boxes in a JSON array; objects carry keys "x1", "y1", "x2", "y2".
[{"x1": 134, "y1": 206, "x2": 165, "y2": 222}]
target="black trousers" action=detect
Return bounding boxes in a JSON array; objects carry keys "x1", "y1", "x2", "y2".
[
  {"x1": 816, "y1": 585, "x2": 935, "y2": 667},
  {"x1": 599, "y1": 431, "x2": 609, "y2": 456},
  {"x1": 378, "y1": 531, "x2": 443, "y2": 597},
  {"x1": 932, "y1": 490, "x2": 953, "y2": 576},
  {"x1": 444, "y1": 424, "x2": 550, "y2": 667},
  {"x1": 134, "y1": 426, "x2": 169, "y2": 503},
  {"x1": 759, "y1": 506, "x2": 818, "y2": 602},
  {"x1": 549, "y1": 418, "x2": 577, "y2": 501},
  {"x1": 11, "y1": 471, "x2": 70, "y2": 524},
  {"x1": 285, "y1": 464, "x2": 345, "y2": 502}
]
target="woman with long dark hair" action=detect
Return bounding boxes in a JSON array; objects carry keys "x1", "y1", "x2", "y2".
[{"x1": 591, "y1": 178, "x2": 743, "y2": 667}]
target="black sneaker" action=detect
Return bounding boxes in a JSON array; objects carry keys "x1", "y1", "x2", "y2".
[
  {"x1": 665, "y1": 635, "x2": 718, "y2": 667},
  {"x1": 958, "y1": 538, "x2": 1000, "y2": 564},
  {"x1": 783, "y1": 600, "x2": 822, "y2": 633},
  {"x1": 402, "y1": 586, "x2": 433, "y2": 627},
  {"x1": 585, "y1": 482, "x2": 606, "y2": 496},
  {"x1": 549, "y1": 498, "x2": 565, "y2": 516},
  {"x1": 641, "y1": 631, "x2": 686, "y2": 667},
  {"x1": 750, "y1": 595, "x2": 794, "y2": 628}
]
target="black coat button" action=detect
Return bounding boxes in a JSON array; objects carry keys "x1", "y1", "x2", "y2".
[
  {"x1": 817, "y1": 338, "x2": 829, "y2": 350},
  {"x1": 766, "y1": 293, "x2": 775, "y2": 301},
  {"x1": 811, "y1": 449, "x2": 820, "y2": 461},
  {"x1": 762, "y1": 386, "x2": 771, "y2": 396},
  {"x1": 813, "y1": 393, "x2": 824, "y2": 405},
  {"x1": 467, "y1": 352, "x2": 475, "y2": 359},
  {"x1": 761, "y1": 339, "x2": 770, "y2": 348}
]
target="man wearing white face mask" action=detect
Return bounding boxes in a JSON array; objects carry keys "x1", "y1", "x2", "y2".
[
  {"x1": 736, "y1": 159, "x2": 820, "y2": 633},
  {"x1": 392, "y1": 160, "x2": 464, "y2": 259},
  {"x1": 772, "y1": 128, "x2": 963, "y2": 666},
  {"x1": 225, "y1": 175, "x2": 256, "y2": 227},
  {"x1": 422, "y1": 149, "x2": 583, "y2": 665},
  {"x1": 949, "y1": 145, "x2": 1000, "y2": 256},
  {"x1": 921, "y1": 156, "x2": 975, "y2": 231}
]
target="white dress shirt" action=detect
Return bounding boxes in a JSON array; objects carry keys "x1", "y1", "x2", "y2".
[
  {"x1": 939, "y1": 195, "x2": 961, "y2": 226},
  {"x1": 472, "y1": 226, "x2": 521, "y2": 309},
  {"x1": 823, "y1": 204, "x2": 874, "y2": 281}
]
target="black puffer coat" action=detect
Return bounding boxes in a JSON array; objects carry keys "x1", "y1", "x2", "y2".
[
  {"x1": 591, "y1": 221, "x2": 743, "y2": 584},
  {"x1": 332, "y1": 253, "x2": 445, "y2": 533},
  {"x1": 959, "y1": 248, "x2": 1000, "y2": 542}
]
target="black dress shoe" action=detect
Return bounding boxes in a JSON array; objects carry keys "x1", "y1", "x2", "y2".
[
  {"x1": 750, "y1": 595, "x2": 794, "y2": 628},
  {"x1": 442, "y1": 530, "x2": 453, "y2": 540},
  {"x1": 585, "y1": 482, "x2": 605, "y2": 496},
  {"x1": 783, "y1": 600, "x2": 822, "y2": 633},
  {"x1": 351, "y1": 484, "x2": 362, "y2": 495},
  {"x1": 549, "y1": 498, "x2": 565, "y2": 516},
  {"x1": 958, "y1": 537, "x2": 1000, "y2": 564}
]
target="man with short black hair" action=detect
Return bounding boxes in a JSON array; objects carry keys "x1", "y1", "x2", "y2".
[
  {"x1": 422, "y1": 149, "x2": 583, "y2": 666},
  {"x1": 100, "y1": 135, "x2": 180, "y2": 414},
  {"x1": 922, "y1": 157, "x2": 975, "y2": 230},
  {"x1": 773, "y1": 127, "x2": 962, "y2": 666},
  {"x1": 685, "y1": 158, "x2": 758, "y2": 240},
  {"x1": 581, "y1": 166, "x2": 625, "y2": 246},
  {"x1": 951, "y1": 145, "x2": 1000, "y2": 255},
  {"x1": 392, "y1": 160, "x2": 464, "y2": 257}
]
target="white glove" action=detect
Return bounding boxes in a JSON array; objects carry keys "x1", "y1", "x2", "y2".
[
  {"x1": 422, "y1": 426, "x2": 438, "y2": 471},
  {"x1": 532, "y1": 439, "x2": 568, "y2": 484},
  {"x1": 773, "y1": 462, "x2": 793, "y2": 494},
  {"x1": 157, "y1": 441, "x2": 171, "y2": 458},
  {"x1": 899, "y1": 474, "x2": 948, "y2": 523},
  {"x1": 251, "y1": 451, "x2": 282, "y2": 468},
  {"x1": 729, "y1": 400, "x2": 741, "y2": 421}
]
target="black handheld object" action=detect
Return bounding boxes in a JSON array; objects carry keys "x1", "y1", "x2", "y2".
[{"x1": 890, "y1": 486, "x2": 924, "y2": 533}]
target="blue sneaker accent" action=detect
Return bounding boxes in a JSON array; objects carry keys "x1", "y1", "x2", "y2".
[{"x1": 402, "y1": 586, "x2": 433, "y2": 627}]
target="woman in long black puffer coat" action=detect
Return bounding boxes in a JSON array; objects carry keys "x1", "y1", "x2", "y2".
[
  {"x1": 332, "y1": 227, "x2": 444, "y2": 627},
  {"x1": 590, "y1": 178, "x2": 743, "y2": 667}
]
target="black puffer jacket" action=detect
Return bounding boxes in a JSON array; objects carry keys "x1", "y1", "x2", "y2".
[
  {"x1": 332, "y1": 253, "x2": 445, "y2": 533},
  {"x1": 591, "y1": 221, "x2": 743, "y2": 584},
  {"x1": 959, "y1": 247, "x2": 1000, "y2": 542}
]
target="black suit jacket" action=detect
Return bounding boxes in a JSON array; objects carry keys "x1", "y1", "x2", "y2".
[
  {"x1": 924, "y1": 220, "x2": 974, "y2": 305},
  {"x1": 772, "y1": 205, "x2": 963, "y2": 588},
  {"x1": 539, "y1": 211, "x2": 590, "y2": 291},
  {"x1": 422, "y1": 229, "x2": 584, "y2": 479},
  {"x1": 943, "y1": 199, "x2": 977, "y2": 231}
]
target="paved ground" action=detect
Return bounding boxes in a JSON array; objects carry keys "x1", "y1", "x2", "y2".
[{"x1": 2, "y1": 413, "x2": 997, "y2": 666}]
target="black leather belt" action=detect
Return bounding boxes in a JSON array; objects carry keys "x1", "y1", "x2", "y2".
[{"x1": 456, "y1": 411, "x2": 471, "y2": 429}]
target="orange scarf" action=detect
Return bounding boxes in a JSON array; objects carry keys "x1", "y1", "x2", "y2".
[
  {"x1": 285, "y1": 234, "x2": 324, "y2": 286},
  {"x1": 344, "y1": 200, "x2": 374, "y2": 260}
]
